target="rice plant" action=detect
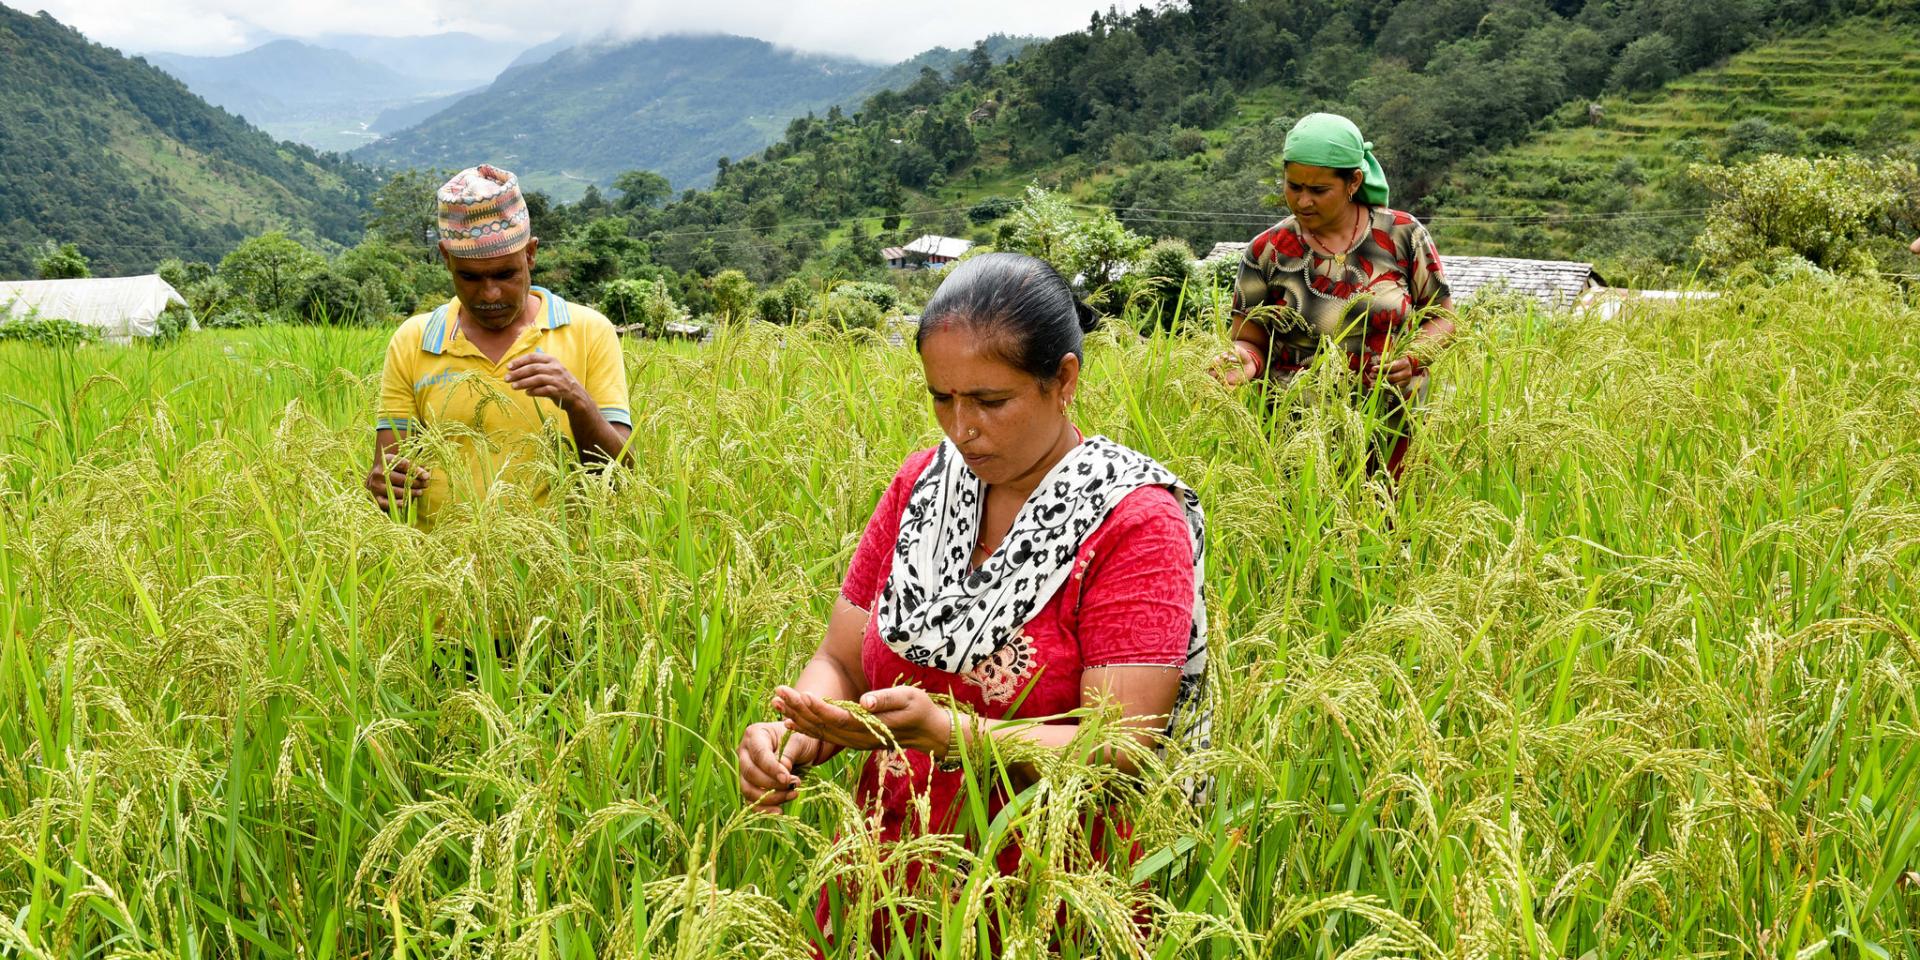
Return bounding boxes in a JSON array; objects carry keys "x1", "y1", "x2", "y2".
[{"x1": 0, "y1": 277, "x2": 1916, "y2": 958}]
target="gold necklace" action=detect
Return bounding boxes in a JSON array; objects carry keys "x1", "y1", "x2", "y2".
[{"x1": 1305, "y1": 207, "x2": 1365, "y2": 273}]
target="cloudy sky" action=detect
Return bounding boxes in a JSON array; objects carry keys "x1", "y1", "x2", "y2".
[{"x1": 24, "y1": 0, "x2": 1115, "y2": 60}]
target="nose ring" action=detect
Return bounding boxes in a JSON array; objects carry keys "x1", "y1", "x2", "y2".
[{"x1": 965, "y1": 427, "x2": 979, "y2": 439}]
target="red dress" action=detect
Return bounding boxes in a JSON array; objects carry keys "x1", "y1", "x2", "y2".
[{"x1": 815, "y1": 446, "x2": 1196, "y2": 945}]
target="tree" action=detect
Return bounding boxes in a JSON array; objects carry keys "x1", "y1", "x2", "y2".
[
  {"x1": 219, "y1": 232, "x2": 325, "y2": 313},
  {"x1": 613, "y1": 170, "x2": 672, "y2": 211},
  {"x1": 1129, "y1": 238, "x2": 1199, "y2": 332},
  {"x1": 1000, "y1": 185, "x2": 1082, "y2": 270},
  {"x1": 598, "y1": 277, "x2": 686, "y2": 337},
  {"x1": 1064, "y1": 209, "x2": 1149, "y2": 306},
  {"x1": 294, "y1": 266, "x2": 366, "y2": 324},
  {"x1": 155, "y1": 257, "x2": 212, "y2": 292},
  {"x1": 1609, "y1": 32, "x2": 1680, "y2": 92},
  {"x1": 35, "y1": 241, "x2": 89, "y2": 279},
  {"x1": 339, "y1": 239, "x2": 424, "y2": 315},
  {"x1": 1690, "y1": 154, "x2": 1915, "y2": 275},
  {"x1": 707, "y1": 269, "x2": 755, "y2": 322},
  {"x1": 364, "y1": 168, "x2": 446, "y2": 260},
  {"x1": 952, "y1": 40, "x2": 995, "y2": 86}
]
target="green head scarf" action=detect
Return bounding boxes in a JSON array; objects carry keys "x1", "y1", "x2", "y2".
[{"x1": 1281, "y1": 113, "x2": 1390, "y2": 208}]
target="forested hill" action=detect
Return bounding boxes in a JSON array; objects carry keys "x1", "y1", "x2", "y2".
[
  {"x1": 353, "y1": 33, "x2": 1034, "y2": 198},
  {"x1": 564, "y1": 0, "x2": 1909, "y2": 287},
  {"x1": 0, "y1": 5, "x2": 378, "y2": 278}
]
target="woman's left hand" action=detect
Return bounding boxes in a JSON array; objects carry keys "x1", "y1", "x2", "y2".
[
  {"x1": 859, "y1": 686, "x2": 953, "y2": 756},
  {"x1": 773, "y1": 686, "x2": 898, "y2": 752}
]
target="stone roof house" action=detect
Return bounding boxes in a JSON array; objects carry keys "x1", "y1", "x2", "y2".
[{"x1": 1201, "y1": 242, "x2": 1606, "y2": 310}]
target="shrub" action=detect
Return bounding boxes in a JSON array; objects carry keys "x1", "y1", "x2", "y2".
[
  {"x1": 599, "y1": 278, "x2": 687, "y2": 338},
  {"x1": 755, "y1": 278, "x2": 814, "y2": 325},
  {"x1": 967, "y1": 196, "x2": 1016, "y2": 224},
  {"x1": 154, "y1": 302, "x2": 193, "y2": 344},
  {"x1": 1168, "y1": 127, "x2": 1209, "y2": 159},
  {"x1": 357, "y1": 278, "x2": 395, "y2": 325},
  {"x1": 1691, "y1": 153, "x2": 1915, "y2": 275},
  {"x1": 815, "y1": 291, "x2": 885, "y2": 333},
  {"x1": 182, "y1": 276, "x2": 235, "y2": 319},
  {"x1": 1808, "y1": 122, "x2": 1856, "y2": 151},
  {"x1": 1200, "y1": 253, "x2": 1241, "y2": 290},
  {"x1": 204, "y1": 308, "x2": 277, "y2": 330},
  {"x1": 833, "y1": 280, "x2": 900, "y2": 314},
  {"x1": 0, "y1": 314, "x2": 99, "y2": 345},
  {"x1": 1721, "y1": 118, "x2": 1804, "y2": 162}
]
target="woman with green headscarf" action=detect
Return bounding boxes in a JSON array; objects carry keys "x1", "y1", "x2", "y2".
[{"x1": 1216, "y1": 112, "x2": 1455, "y2": 479}]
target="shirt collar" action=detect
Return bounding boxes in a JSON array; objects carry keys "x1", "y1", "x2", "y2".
[{"x1": 422, "y1": 286, "x2": 568, "y2": 355}]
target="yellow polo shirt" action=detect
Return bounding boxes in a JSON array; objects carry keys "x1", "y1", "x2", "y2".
[{"x1": 376, "y1": 286, "x2": 631, "y2": 519}]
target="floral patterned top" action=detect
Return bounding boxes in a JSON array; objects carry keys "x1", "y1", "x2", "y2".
[{"x1": 1232, "y1": 205, "x2": 1451, "y2": 377}]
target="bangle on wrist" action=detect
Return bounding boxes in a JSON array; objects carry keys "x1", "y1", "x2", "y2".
[
  {"x1": 935, "y1": 704, "x2": 971, "y2": 773},
  {"x1": 1237, "y1": 342, "x2": 1265, "y2": 379}
]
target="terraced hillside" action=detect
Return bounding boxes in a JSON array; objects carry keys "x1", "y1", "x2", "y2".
[{"x1": 1424, "y1": 20, "x2": 1920, "y2": 281}]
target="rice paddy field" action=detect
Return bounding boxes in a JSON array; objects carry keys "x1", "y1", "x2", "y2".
[{"x1": 1, "y1": 277, "x2": 1918, "y2": 959}]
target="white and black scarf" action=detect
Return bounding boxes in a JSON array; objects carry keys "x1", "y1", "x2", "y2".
[{"x1": 872, "y1": 436, "x2": 1210, "y2": 752}]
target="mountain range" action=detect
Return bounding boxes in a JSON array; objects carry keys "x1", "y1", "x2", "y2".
[
  {"x1": 0, "y1": 4, "x2": 378, "y2": 277},
  {"x1": 144, "y1": 31, "x2": 561, "y2": 153},
  {"x1": 146, "y1": 30, "x2": 1030, "y2": 195},
  {"x1": 146, "y1": 40, "x2": 444, "y2": 151}
]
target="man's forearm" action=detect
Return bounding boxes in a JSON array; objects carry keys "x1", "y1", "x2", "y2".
[{"x1": 564, "y1": 403, "x2": 633, "y2": 466}]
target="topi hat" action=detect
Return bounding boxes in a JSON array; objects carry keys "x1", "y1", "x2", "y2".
[{"x1": 436, "y1": 164, "x2": 532, "y2": 259}]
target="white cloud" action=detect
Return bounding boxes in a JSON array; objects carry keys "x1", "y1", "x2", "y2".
[{"x1": 24, "y1": 0, "x2": 1109, "y2": 60}]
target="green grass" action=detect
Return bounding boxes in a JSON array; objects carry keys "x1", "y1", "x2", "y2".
[
  {"x1": 1426, "y1": 19, "x2": 1920, "y2": 277},
  {"x1": 2, "y1": 279, "x2": 1919, "y2": 958}
]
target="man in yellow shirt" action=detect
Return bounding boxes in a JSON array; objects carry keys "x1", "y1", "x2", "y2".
[{"x1": 366, "y1": 164, "x2": 633, "y2": 520}]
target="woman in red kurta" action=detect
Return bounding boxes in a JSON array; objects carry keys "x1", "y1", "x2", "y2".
[{"x1": 736, "y1": 253, "x2": 1208, "y2": 952}]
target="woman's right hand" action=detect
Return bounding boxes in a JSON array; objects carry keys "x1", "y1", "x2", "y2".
[
  {"x1": 738, "y1": 721, "x2": 835, "y2": 812},
  {"x1": 1212, "y1": 341, "x2": 1261, "y2": 386}
]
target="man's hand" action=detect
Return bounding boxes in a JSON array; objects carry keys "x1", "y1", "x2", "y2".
[
  {"x1": 366, "y1": 452, "x2": 429, "y2": 511},
  {"x1": 504, "y1": 352, "x2": 590, "y2": 411}
]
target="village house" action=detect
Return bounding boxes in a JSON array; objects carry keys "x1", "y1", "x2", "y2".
[
  {"x1": 1200, "y1": 243, "x2": 1608, "y2": 310},
  {"x1": 883, "y1": 235, "x2": 974, "y2": 270}
]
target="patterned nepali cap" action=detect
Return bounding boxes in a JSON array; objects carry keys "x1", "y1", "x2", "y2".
[{"x1": 436, "y1": 165, "x2": 531, "y2": 259}]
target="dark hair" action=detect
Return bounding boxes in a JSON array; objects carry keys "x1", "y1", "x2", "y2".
[{"x1": 915, "y1": 252, "x2": 1097, "y2": 381}]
